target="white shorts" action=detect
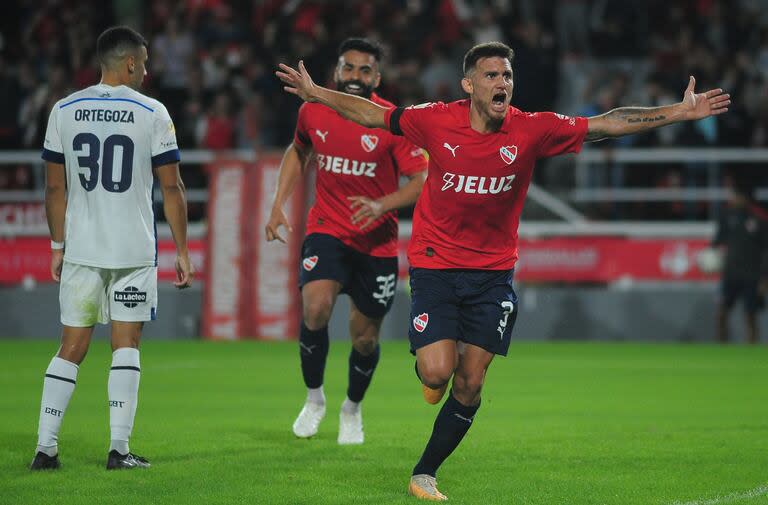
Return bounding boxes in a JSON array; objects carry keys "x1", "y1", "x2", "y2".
[{"x1": 59, "y1": 262, "x2": 158, "y2": 326}]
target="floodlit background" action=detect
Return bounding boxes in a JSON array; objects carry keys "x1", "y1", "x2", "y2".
[
  {"x1": 1, "y1": 3, "x2": 767, "y2": 505},
  {"x1": 2, "y1": 0, "x2": 768, "y2": 341}
]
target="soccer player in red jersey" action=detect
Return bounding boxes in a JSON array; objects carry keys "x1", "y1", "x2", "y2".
[
  {"x1": 266, "y1": 38, "x2": 427, "y2": 445},
  {"x1": 277, "y1": 41, "x2": 730, "y2": 499}
]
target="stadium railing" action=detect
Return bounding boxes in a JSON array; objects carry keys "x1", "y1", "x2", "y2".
[{"x1": 1, "y1": 147, "x2": 763, "y2": 240}]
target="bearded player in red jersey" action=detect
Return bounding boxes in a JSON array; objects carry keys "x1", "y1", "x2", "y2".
[
  {"x1": 266, "y1": 38, "x2": 427, "y2": 445},
  {"x1": 278, "y1": 41, "x2": 730, "y2": 499}
]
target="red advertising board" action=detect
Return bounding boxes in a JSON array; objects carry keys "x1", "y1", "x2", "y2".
[
  {"x1": 0, "y1": 237, "x2": 205, "y2": 284},
  {"x1": 395, "y1": 235, "x2": 717, "y2": 282},
  {"x1": 200, "y1": 155, "x2": 304, "y2": 340}
]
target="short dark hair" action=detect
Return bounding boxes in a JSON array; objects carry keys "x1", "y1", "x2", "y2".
[
  {"x1": 338, "y1": 37, "x2": 383, "y2": 62},
  {"x1": 97, "y1": 26, "x2": 148, "y2": 67},
  {"x1": 463, "y1": 42, "x2": 514, "y2": 75}
]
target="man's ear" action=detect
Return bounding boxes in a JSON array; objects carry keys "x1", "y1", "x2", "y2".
[
  {"x1": 127, "y1": 54, "x2": 135, "y2": 74},
  {"x1": 461, "y1": 76, "x2": 472, "y2": 95}
]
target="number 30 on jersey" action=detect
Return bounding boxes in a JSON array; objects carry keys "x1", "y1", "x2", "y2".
[{"x1": 73, "y1": 133, "x2": 134, "y2": 193}]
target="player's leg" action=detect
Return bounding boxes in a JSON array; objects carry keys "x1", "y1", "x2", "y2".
[
  {"x1": 32, "y1": 262, "x2": 106, "y2": 470},
  {"x1": 416, "y1": 340, "x2": 458, "y2": 404},
  {"x1": 409, "y1": 269, "x2": 517, "y2": 500},
  {"x1": 105, "y1": 266, "x2": 156, "y2": 469},
  {"x1": 336, "y1": 303, "x2": 382, "y2": 444},
  {"x1": 410, "y1": 344, "x2": 494, "y2": 500},
  {"x1": 718, "y1": 278, "x2": 737, "y2": 343},
  {"x1": 745, "y1": 311, "x2": 758, "y2": 344},
  {"x1": 294, "y1": 234, "x2": 349, "y2": 437},
  {"x1": 337, "y1": 253, "x2": 397, "y2": 444},
  {"x1": 32, "y1": 326, "x2": 94, "y2": 470},
  {"x1": 408, "y1": 268, "x2": 460, "y2": 405},
  {"x1": 298, "y1": 281, "x2": 342, "y2": 398},
  {"x1": 742, "y1": 280, "x2": 760, "y2": 344}
]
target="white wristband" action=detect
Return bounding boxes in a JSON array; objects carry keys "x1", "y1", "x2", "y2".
[{"x1": 51, "y1": 240, "x2": 65, "y2": 250}]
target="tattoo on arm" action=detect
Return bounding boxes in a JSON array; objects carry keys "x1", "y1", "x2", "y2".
[
  {"x1": 616, "y1": 108, "x2": 667, "y2": 123},
  {"x1": 588, "y1": 107, "x2": 670, "y2": 142}
]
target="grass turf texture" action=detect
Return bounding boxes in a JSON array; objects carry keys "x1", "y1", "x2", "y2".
[{"x1": 1, "y1": 340, "x2": 767, "y2": 505}]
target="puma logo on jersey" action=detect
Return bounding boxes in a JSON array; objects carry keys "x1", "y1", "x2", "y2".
[
  {"x1": 316, "y1": 154, "x2": 376, "y2": 177},
  {"x1": 315, "y1": 130, "x2": 328, "y2": 142},
  {"x1": 443, "y1": 143, "x2": 460, "y2": 157},
  {"x1": 440, "y1": 172, "x2": 516, "y2": 194}
]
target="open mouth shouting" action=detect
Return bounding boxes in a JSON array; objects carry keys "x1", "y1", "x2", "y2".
[{"x1": 491, "y1": 91, "x2": 508, "y2": 113}]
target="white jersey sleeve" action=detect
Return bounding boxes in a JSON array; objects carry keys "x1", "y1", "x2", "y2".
[
  {"x1": 42, "y1": 104, "x2": 65, "y2": 164},
  {"x1": 150, "y1": 103, "x2": 180, "y2": 167}
]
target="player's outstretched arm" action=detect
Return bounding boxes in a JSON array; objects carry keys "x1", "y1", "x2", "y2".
[
  {"x1": 266, "y1": 142, "x2": 311, "y2": 243},
  {"x1": 585, "y1": 76, "x2": 730, "y2": 142},
  {"x1": 276, "y1": 60, "x2": 389, "y2": 130},
  {"x1": 156, "y1": 163, "x2": 194, "y2": 289},
  {"x1": 45, "y1": 162, "x2": 66, "y2": 282},
  {"x1": 348, "y1": 171, "x2": 427, "y2": 230}
]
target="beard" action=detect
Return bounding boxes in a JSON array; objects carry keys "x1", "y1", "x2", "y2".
[{"x1": 337, "y1": 79, "x2": 374, "y2": 98}]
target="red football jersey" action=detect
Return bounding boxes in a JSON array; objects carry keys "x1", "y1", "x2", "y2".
[
  {"x1": 385, "y1": 100, "x2": 588, "y2": 270},
  {"x1": 295, "y1": 93, "x2": 427, "y2": 257}
]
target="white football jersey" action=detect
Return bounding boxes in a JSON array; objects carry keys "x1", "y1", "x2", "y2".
[{"x1": 42, "y1": 83, "x2": 179, "y2": 268}]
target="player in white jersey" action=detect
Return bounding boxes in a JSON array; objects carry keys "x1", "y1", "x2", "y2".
[{"x1": 30, "y1": 26, "x2": 193, "y2": 471}]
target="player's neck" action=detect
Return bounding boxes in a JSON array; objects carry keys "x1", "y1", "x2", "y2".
[
  {"x1": 99, "y1": 71, "x2": 127, "y2": 88},
  {"x1": 468, "y1": 102, "x2": 503, "y2": 134}
]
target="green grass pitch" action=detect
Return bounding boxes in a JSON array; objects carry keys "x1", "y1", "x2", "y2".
[{"x1": 1, "y1": 340, "x2": 767, "y2": 505}]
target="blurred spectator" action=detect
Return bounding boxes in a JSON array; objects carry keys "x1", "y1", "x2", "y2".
[
  {"x1": 0, "y1": 0, "x2": 767, "y2": 223},
  {"x1": 152, "y1": 17, "x2": 195, "y2": 121},
  {"x1": 713, "y1": 181, "x2": 768, "y2": 344},
  {"x1": 197, "y1": 92, "x2": 235, "y2": 150},
  {"x1": 555, "y1": 0, "x2": 590, "y2": 57},
  {"x1": 0, "y1": 55, "x2": 22, "y2": 148},
  {"x1": 420, "y1": 45, "x2": 461, "y2": 102}
]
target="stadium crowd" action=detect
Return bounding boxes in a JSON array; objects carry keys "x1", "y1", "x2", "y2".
[{"x1": 1, "y1": 0, "x2": 767, "y2": 217}]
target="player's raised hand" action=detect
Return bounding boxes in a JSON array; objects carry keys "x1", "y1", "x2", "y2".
[
  {"x1": 679, "y1": 76, "x2": 730, "y2": 120},
  {"x1": 174, "y1": 253, "x2": 194, "y2": 289},
  {"x1": 348, "y1": 196, "x2": 385, "y2": 230},
  {"x1": 276, "y1": 61, "x2": 318, "y2": 102},
  {"x1": 265, "y1": 207, "x2": 293, "y2": 244},
  {"x1": 50, "y1": 249, "x2": 64, "y2": 282}
]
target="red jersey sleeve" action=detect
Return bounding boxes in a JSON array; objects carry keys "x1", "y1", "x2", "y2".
[
  {"x1": 531, "y1": 112, "x2": 588, "y2": 159},
  {"x1": 390, "y1": 136, "x2": 428, "y2": 176},
  {"x1": 384, "y1": 102, "x2": 447, "y2": 148},
  {"x1": 293, "y1": 103, "x2": 312, "y2": 148}
]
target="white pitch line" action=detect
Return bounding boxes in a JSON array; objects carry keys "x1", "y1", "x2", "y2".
[{"x1": 670, "y1": 484, "x2": 768, "y2": 505}]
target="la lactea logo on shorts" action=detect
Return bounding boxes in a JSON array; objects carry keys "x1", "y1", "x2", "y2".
[{"x1": 114, "y1": 286, "x2": 147, "y2": 308}]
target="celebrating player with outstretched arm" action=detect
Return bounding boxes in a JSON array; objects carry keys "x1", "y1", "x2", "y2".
[
  {"x1": 31, "y1": 26, "x2": 192, "y2": 471},
  {"x1": 277, "y1": 41, "x2": 730, "y2": 499},
  {"x1": 266, "y1": 38, "x2": 427, "y2": 445}
]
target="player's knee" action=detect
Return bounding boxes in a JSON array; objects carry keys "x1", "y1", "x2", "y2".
[
  {"x1": 57, "y1": 344, "x2": 88, "y2": 365},
  {"x1": 418, "y1": 363, "x2": 453, "y2": 389},
  {"x1": 351, "y1": 334, "x2": 378, "y2": 355},
  {"x1": 452, "y1": 372, "x2": 484, "y2": 400},
  {"x1": 303, "y1": 300, "x2": 333, "y2": 329}
]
